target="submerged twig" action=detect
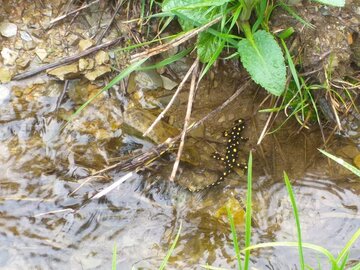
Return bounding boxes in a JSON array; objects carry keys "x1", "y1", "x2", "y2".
[
  {"x1": 143, "y1": 58, "x2": 198, "y2": 137},
  {"x1": 92, "y1": 171, "x2": 135, "y2": 199},
  {"x1": 170, "y1": 58, "x2": 199, "y2": 181}
]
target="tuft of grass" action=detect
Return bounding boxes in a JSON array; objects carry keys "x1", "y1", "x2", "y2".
[
  {"x1": 283, "y1": 172, "x2": 305, "y2": 270},
  {"x1": 319, "y1": 149, "x2": 360, "y2": 177},
  {"x1": 159, "y1": 221, "x2": 182, "y2": 270},
  {"x1": 112, "y1": 242, "x2": 117, "y2": 270},
  {"x1": 243, "y1": 151, "x2": 253, "y2": 270},
  {"x1": 226, "y1": 206, "x2": 243, "y2": 270}
]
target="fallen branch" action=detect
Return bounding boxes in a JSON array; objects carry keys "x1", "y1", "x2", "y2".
[{"x1": 12, "y1": 36, "x2": 123, "y2": 80}]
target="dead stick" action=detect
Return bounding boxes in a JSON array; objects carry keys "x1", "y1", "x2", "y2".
[
  {"x1": 88, "y1": 79, "x2": 250, "y2": 177},
  {"x1": 143, "y1": 58, "x2": 198, "y2": 137},
  {"x1": 12, "y1": 37, "x2": 123, "y2": 81},
  {"x1": 170, "y1": 58, "x2": 199, "y2": 181},
  {"x1": 50, "y1": 0, "x2": 100, "y2": 25}
]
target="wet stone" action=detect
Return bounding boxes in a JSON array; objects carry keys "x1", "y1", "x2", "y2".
[
  {"x1": 0, "y1": 67, "x2": 11, "y2": 83},
  {"x1": 47, "y1": 64, "x2": 80, "y2": 80},
  {"x1": 79, "y1": 39, "x2": 93, "y2": 51},
  {"x1": 1, "y1": 48, "x2": 18, "y2": 65},
  {"x1": 0, "y1": 21, "x2": 17, "y2": 37},
  {"x1": 95, "y1": 50, "x2": 109, "y2": 65},
  {"x1": 84, "y1": 65, "x2": 111, "y2": 81}
]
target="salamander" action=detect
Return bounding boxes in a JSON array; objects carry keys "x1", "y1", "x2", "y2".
[{"x1": 205, "y1": 119, "x2": 248, "y2": 190}]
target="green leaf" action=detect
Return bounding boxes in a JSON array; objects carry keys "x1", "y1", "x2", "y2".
[
  {"x1": 312, "y1": 0, "x2": 345, "y2": 7},
  {"x1": 238, "y1": 30, "x2": 286, "y2": 96},
  {"x1": 162, "y1": 0, "x2": 228, "y2": 30},
  {"x1": 197, "y1": 32, "x2": 223, "y2": 63}
]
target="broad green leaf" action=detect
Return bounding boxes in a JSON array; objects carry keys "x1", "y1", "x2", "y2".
[
  {"x1": 312, "y1": 0, "x2": 345, "y2": 7},
  {"x1": 238, "y1": 30, "x2": 286, "y2": 96},
  {"x1": 162, "y1": 0, "x2": 228, "y2": 30},
  {"x1": 197, "y1": 32, "x2": 223, "y2": 63}
]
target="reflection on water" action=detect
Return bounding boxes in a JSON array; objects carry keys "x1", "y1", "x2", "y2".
[{"x1": 0, "y1": 79, "x2": 359, "y2": 270}]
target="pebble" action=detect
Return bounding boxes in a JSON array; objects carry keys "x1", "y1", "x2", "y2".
[{"x1": 0, "y1": 22, "x2": 17, "y2": 37}]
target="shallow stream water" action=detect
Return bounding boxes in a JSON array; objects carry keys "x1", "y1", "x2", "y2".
[{"x1": 0, "y1": 75, "x2": 359, "y2": 270}]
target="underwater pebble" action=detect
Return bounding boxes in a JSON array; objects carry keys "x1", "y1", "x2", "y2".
[
  {"x1": 0, "y1": 22, "x2": 17, "y2": 37},
  {"x1": 0, "y1": 85, "x2": 11, "y2": 104}
]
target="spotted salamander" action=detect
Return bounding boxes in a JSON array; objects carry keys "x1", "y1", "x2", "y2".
[{"x1": 200, "y1": 119, "x2": 248, "y2": 191}]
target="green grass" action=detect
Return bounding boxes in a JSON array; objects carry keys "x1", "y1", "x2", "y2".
[
  {"x1": 283, "y1": 171, "x2": 305, "y2": 270},
  {"x1": 112, "y1": 242, "x2": 117, "y2": 270},
  {"x1": 158, "y1": 221, "x2": 182, "y2": 270},
  {"x1": 158, "y1": 152, "x2": 360, "y2": 270}
]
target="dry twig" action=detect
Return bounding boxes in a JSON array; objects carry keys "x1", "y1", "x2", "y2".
[
  {"x1": 49, "y1": 0, "x2": 100, "y2": 25},
  {"x1": 170, "y1": 58, "x2": 199, "y2": 181},
  {"x1": 12, "y1": 37, "x2": 123, "y2": 80},
  {"x1": 143, "y1": 58, "x2": 199, "y2": 137}
]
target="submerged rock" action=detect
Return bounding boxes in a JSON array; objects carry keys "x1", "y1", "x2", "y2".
[
  {"x1": 0, "y1": 21, "x2": 17, "y2": 37},
  {"x1": 123, "y1": 107, "x2": 179, "y2": 144}
]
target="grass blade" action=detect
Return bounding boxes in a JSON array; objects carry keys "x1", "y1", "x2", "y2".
[
  {"x1": 226, "y1": 207, "x2": 243, "y2": 270},
  {"x1": 338, "y1": 252, "x2": 349, "y2": 270},
  {"x1": 68, "y1": 57, "x2": 148, "y2": 122},
  {"x1": 283, "y1": 172, "x2": 305, "y2": 270},
  {"x1": 243, "y1": 152, "x2": 252, "y2": 270},
  {"x1": 319, "y1": 149, "x2": 360, "y2": 177},
  {"x1": 241, "y1": 242, "x2": 336, "y2": 267},
  {"x1": 112, "y1": 242, "x2": 117, "y2": 270},
  {"x1": 138, "y1": 47, "x2": 193, "y2": 71},
  {"x1": 158, "y1": 221, "x2": 182, "y2": 270},
  {"x1": 336, "y1": 227, "x2": 360, "y2": 265},
  {"x1": 351, "y1": 262, "x2": 360, "y2": 270}
]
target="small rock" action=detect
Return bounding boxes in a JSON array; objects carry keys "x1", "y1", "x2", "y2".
[
  {"x1": 0, "y1": 68, "x2": 11, "y2": 83},
  {"x1": 35, "y1": 48, "x2": 48, "y2": 61},
  {"x1": 0, "y1": 85, "x2": 11, "y2": 104},
  {"x1": 78, "y1": 58, "x2": 89, "y2": 71},
  {"x1": 0, "y1": 22, "x2": 17, "y2": 37},
  {"x1": 14, "y1": 40, "x2": 23, "y2": 50},
  {"x1": 95, "y1": 51, "x2": 109, "y2": 65},
  {"x1": 78, "y1": 39, "x2": 93, "y2": 51},
  {"x1": 84, "y1": 65, "x2": 111, "y2": 81},
  {"x1": 16, "y1": 55, "x2": 31, "y2": 69},
  {"x1": 24, "y1": 41, "x2": 37, "y2": 50},
  {"x1": 354, "y1": 154, "x2": 360, "y2": 169},
  {"x1": 161, "y1": 75, "x2": 178, "y2": 90},
  {"x1": 218, "y1": 115, "x2": 226, "y2": 123},
  {"x1": 19, "y1": 30, "x2": 32, "y2": 41},
  {"x1": 47, "y1": 64, "x2": 79, "y2": 80},
  {"x1": 86, "y1": 59, "x2": 95, "y2": 70},
  {"x1": 135, "y1": 70, "x2": 163, "y2": 90},
  {"x1": 1, "y1": 48, "x2": 18, "y2": 65}
]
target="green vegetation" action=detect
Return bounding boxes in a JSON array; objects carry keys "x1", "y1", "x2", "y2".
[{"x1": 152, "y1": 152, "x2": 360, "y2": 270}]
